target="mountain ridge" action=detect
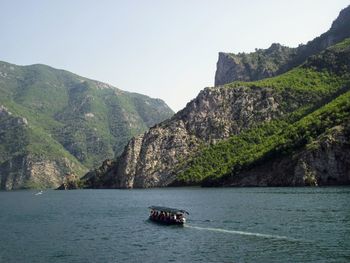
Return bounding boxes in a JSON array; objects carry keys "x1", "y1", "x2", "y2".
[
  {"x1": 0, "y1": 61, "x2": 174, "y2": 190},
  {"x1": 215, "y1": 5, "x2": 350, "y2": 86}
]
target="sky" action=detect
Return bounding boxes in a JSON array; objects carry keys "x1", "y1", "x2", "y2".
[{"x1": 0, "y1": 0, "x2": 348, "y2": 112}]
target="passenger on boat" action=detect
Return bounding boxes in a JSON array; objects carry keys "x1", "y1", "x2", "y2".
[
  {"x1": 152, "y1": 211, "x2": 157, "y2": 219},
  {"x1": 159, "y1": 212, "x2": 164, "y2": 220}
]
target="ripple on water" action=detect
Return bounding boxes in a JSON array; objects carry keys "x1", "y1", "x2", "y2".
[{"x1": 0, "y1": 187, "x2": 349, "y2": 263}]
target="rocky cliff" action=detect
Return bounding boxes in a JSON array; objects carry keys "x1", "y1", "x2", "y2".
[
  {"x1": 0, "y1": 62, "x2": 174, "y2": 190},
  {"x1": 0, "y1": 154, "x2": 83, "y2": 190},
  {"x1": 215, "y1": 44, "x2": 297, "y2": 85},
  {"x1": 82, "y1": 86, "x2": 289, "y2": 188},
  {"x1": 215, "y1": 5, "x2": 350, "y2": 86},
  {"x1": 78, "y1": 35, "x2": 350, "y2": 189}
]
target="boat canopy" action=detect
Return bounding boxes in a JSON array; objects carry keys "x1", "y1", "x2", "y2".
[{"x1": 149, "y1": 206, "x2": 189, "y2": 215}]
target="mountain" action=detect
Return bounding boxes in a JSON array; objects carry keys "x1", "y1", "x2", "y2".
[
  {"x1": 215, "y1": 5, "x2": 350, "y2": 86},
  {"x1": 74, "y1": 35, "x2": 350, "y2": 189},
  {"x1": 0, "y1": 62, "x2": 173, "y2": 189}
]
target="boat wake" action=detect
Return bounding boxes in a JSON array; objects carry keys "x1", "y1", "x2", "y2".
[{"x1": 186, "y1": 225, "x2": 299, "y2": 242}]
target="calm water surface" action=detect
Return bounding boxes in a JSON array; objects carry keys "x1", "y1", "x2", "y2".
[{"x1": 0, "y1": 187, "x2": 349, "y2": 263}]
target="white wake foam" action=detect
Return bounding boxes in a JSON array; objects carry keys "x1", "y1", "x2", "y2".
[{"x1": 186, "y1": 225, "x2": 298, "y2": 241}]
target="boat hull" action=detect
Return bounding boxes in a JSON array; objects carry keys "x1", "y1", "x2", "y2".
[{"x1": 149, "y1": 217, "x2": 185, "y2": 225}]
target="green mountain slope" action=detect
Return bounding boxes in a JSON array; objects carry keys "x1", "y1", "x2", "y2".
[
  {"x1": 0, "y1": 62, "x2": 173, "y2": 189},
  {"x1": 175, "y1": 39, "x2": 350, "y2": 186},
  {"x1": 72, "y1": 38, "x2": 350, "y2": 189}
]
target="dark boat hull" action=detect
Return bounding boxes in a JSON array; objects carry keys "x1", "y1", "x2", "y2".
[{"x1": 149, "y1": 217, "x2": 184, "y2": 225}]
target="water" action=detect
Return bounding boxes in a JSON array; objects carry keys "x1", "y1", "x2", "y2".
[{"x1": 0, "y1": 187, "x2": 349, "y2": 263}]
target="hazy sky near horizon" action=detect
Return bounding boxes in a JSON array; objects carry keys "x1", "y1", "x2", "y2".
[{"x1": 0, "y1": 0, "x2": 348, "y2": 111}]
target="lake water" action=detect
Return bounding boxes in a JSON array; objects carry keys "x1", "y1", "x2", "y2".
[{"x1": 0, "y1": 187, "x2": 349, "y2": 263}]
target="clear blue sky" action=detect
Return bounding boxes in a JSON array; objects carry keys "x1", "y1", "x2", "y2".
[{"x1": 0, "y1": 0, "x2": 348, "y2": 111}]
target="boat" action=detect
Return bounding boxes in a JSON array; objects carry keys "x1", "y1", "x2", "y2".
[
  {"x1": 148, "y1": 206, "x2": 189, "y2": 225},
  {"x1": 35, "y1": 190, "x2": 43, "y2": 195}
]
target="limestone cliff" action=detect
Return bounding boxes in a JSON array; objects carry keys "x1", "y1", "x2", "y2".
[
  {"x1": 215, "y1": 5, "x2": 350, "y2": 86},
  {"x1": 0, "y1": 154, "x2": 83, "y2": 190},
  {"x1": 77, "y1": 35, "x2": 350, "y2": 189},
  {"x1": 215, "y1": 44, "x2": 297, "y2": 85},
  {"x1": 81, "y1": 85, "x2": 318, "y2": 188}
]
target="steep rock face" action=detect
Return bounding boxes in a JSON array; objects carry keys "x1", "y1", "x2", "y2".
[
  {"x1": 82, "y1": 86, "x2": 308, "y2": 188},
  {"x1": 176, "y1": 87, "x2": 281, "y2": 141},
  {"x1": 79, "y1": 36, "x2": 350, "y2": 189},
  {"x1": 295, "y1": 125, "x2": 350, "y2": 185},
  {"x1": 56, "y1": 173, "x2": 81, "y2": 190},
  {"x1": 215, "y1": 5, "x2": 350, "y2": 86},
  {"x1": 221, "y1": 124, "x2": 350, "y2": 186},
  {"x1": 215, "y1": 44, "x2": 296, "y2": 85},
  {"x1": 0, "y1": 154, "x2": 82, "y2": 190}
]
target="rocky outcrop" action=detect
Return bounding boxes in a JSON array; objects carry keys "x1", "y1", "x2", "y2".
[
  {"x1": 296, "y1": 125, "x2": 350, "y2": 185},
  {"x1": 81, "y1": 85, "x2": 313, "y2": 189},
  {"x1": 219, "y1": 124, "x2": 350, "y2": 187},
  {"x1": 56, "y1": 173, "x2": 81, "y2": 190},
  {"x1": 215, "y1": 44, "x2": 296, "y2": 85},
  {"x1": 215, "y1": 5, "x2": 350, "y2": 86},
  {"x1": 0, "y1": 154, "x2": 82, "y2": 190}
]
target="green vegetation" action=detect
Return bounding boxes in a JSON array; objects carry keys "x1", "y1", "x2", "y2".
[
  {"x1": 176, "y1": 39, "x2": 350, "y2": 185},
  {"x1": 327, "y1": 38, "x2": 350, "y2": 52},
  {"x1": 177, "y1": 90, "x2": 350, "y2": 184},
  {"x1": 228, "y1": 68, "x2": 345, "y2": 94},
  {"x1": 0, "y1": 61, "x2": 173, "y2": 188}
]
